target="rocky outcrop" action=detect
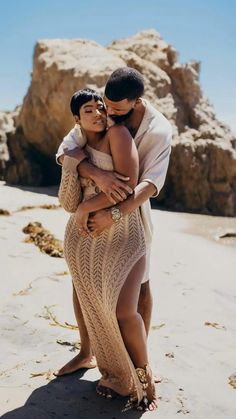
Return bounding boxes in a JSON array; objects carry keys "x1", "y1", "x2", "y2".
[
  {"x1": 3, "y1": 30, "x2": 236, "y2": 215},
  {"x1": 0, "y1": 110, "x2": 19, "y2": 178},
  {"x1": 18, "y1": 39, "x2": 125, "y2": 156}
]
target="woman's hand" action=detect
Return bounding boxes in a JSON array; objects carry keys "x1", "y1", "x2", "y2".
[
  {"x1": 75, "y1": 204, "x2": 90, "y2": 236},
  {"x1": 87, "y1": 209, "x2": 114, "y2": 237}
]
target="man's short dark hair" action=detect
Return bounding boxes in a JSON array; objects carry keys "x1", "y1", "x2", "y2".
[
  {"x1": 105, "y1": 67, "x2": 144, "y2": 101},
  {"x1": 70, "y1": 88, "x2": 103, "y2": 116}
]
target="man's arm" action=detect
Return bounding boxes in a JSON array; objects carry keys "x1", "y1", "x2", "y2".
[
  {"x1": 118, "y1": 181, "x2": 156, "y2": 215},
  {"x1": 59, "y1": 146, "x2": 133, "y2": 204},
  {"x1": 87, "y1": 181, "x2": 156, "y2": 234},
  {"x1": 88, "y1": 121, "x2": 172, "y2": 234},
  {"x1": 56, "y1": 125, "x2": 86, "y2": 164}
]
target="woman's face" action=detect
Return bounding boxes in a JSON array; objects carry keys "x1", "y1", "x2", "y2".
[{"x1": 77, "y1": 99, "x2": 107, "y2": 133}]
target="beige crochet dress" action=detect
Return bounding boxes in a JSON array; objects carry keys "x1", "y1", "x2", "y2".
[{"x1": 58, "y1": 146, "x2": 147, "y2": 403}]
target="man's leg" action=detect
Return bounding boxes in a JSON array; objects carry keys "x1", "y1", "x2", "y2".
[
  {"x1": 53, "y1": 285, "x2": 96, "y2": 376},
  {"x1": 138, "y1": 280, "x2": 153, "y2": 336}
]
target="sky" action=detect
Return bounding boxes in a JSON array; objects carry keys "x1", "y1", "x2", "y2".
[{"x1": 0, "y1": 0, "x2": 235, "y2": 132}]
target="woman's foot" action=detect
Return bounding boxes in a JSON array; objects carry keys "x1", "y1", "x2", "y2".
[
  {"x1": 53, "y1": 353, "x2": 97, "y2": 377},
  {"x1": 136, "y1": 365, "x2": 158, "y2": 411}
]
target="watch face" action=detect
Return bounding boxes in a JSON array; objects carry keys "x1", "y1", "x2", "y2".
[
  {"x1": 111, "y1": 207, "x2": 121, "y2": 221},
  {"x1": 114, "y1": 212, "x2": 120, "y2": 221}
]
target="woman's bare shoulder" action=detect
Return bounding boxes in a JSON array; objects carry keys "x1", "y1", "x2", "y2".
[{"x1": 106, "y1": 124, "x2": 133, "y2": 142}]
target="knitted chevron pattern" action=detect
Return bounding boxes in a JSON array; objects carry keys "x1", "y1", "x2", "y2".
[
  {"x1": 59, "y1": 149, "x2": 146, "y2": 403},
  {"x1": 58, "y1": 156, "x2": 82, "y2": 213}
]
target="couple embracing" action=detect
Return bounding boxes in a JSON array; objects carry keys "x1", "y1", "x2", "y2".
[{"x1": 56, "y1": 67, "x2": 172, "y2": 411}]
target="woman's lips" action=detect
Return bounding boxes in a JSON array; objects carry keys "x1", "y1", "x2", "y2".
[{"x1": 94, "y1": 120, "x2": 105, "y2": 125}]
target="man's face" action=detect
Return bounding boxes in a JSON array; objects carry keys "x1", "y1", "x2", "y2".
[{"x1": 103, "y1": 96, "x2": 136, "y2": 123}]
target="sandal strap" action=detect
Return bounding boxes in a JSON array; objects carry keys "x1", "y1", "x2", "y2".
[{"x1": 135, "y1": 364, "x2": 149, "y2": 407}]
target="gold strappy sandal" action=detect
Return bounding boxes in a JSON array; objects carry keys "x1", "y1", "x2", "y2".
[
  {"x1": 123, "y1": 364, "x2": 157, "y2": 412},
  {"x1": 136, "y1": 364, "x2": 149, "y2": 409}
]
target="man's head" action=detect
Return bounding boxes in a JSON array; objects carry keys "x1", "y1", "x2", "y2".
[{"x1": 104, "y1": 67, "x2": 144, "y2": 123}]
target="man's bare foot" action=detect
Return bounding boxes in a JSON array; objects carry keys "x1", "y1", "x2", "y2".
[
  {"x1": 136, "y1": 365, "x2": 158, "y2": 411},
  {"x1": 53, "y1": 353, "x2": 97, "y2": 377}
]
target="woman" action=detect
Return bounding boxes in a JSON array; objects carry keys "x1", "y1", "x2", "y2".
[{"x1": 58, "y1": 88, "x2": 157, "y2": 411}]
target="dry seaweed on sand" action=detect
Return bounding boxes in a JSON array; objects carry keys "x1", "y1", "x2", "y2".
[
  {"x1": 30, "y1": 369, "x2": 52, "y2": 380},
  {"x1": 151, "y1": 323, "x2": 165, "y2": 330},
  {"x1": 22, "y1": 221, "x2": 63, "y2": 257},
  {"x1": 17, "y1": 204, "x2": 61, "y2": 212},
  {"x1": 0, "y1": 208, "x2": 11, "y2": 216},
  {"x1": 56, "y1": 339, "x2": 81, "y2": 350},
  {"x1": 204, "y1": 321, "x2": 226, "y2": 330},
  {"x1": 43, "y1": 305, "x2": 79, "y2": 330},
  {"x1": 229, "y1": 373, "x2": 236, "y2": 389},
  {"x1": 12, "y1": 281, "x2": 33, "y2": 296},
  {"x1": 55, "y1": 271, "x2": 69, "y2": 276},
  {"x1": 165, "y1": 352, "x2": 175, "y2": 358}
]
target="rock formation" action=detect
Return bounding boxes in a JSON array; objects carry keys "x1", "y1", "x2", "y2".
[
  {"x1": 2, "y1": 30, "x2": 236, "y2": 215},
  {"x1": 0, "y1": 110, "x2": 18, "y2": 177}
]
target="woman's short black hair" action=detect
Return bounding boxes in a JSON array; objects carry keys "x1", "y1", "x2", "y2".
[
  {"x1": 70, "y1": 88, "x2": 103, "y2": 116},
  {"x1": 105, "y1": 67, "x2": 144, "y2": 101}
]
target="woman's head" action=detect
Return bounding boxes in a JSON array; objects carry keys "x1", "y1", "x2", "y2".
[{"x1": 70, "y1": 88, "x2": 107, "y2": 133}]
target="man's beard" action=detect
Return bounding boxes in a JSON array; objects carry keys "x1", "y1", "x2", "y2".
[{"x1": 109, "y1": 108, "x2": 134, "y2": 123}]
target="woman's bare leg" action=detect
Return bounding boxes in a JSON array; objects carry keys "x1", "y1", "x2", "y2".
[
  {"x1": 138, "y1": 280, "x2": 153, "y2": 336},
  {"x1": 53, "y1": 285, "x2": 96, "y2": 376},
  {"x1": 116, "y1": 256, "x2": 157, "y2": 410}
]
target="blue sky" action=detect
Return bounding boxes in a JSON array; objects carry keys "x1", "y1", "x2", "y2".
[{"x1": 1, "y1": 0, "x2": 235, "y2": 132}]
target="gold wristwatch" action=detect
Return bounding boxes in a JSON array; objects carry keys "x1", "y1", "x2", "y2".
[{"x1": 110, "y1": 206, "x2": 123, "y2": 223}]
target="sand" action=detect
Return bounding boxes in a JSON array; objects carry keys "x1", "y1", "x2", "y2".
[{"x1": 0, "y1": 181, "x2": 236, "y2": 419}]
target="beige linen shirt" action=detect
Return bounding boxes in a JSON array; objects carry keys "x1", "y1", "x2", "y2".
[{"x1": 56, "y1": 99, "x2": 172, "y2": 278}]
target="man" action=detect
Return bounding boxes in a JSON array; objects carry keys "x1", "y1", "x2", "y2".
[{"x1": 54, "y1": 68, "x2": 172, "y2": 379}]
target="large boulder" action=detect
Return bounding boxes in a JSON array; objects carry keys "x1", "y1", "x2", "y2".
[
  {"x1": 3, "y1": 30, "x2": 236, "y2": 215},
  {"x1": 0, "y1": 110, "x2": 19, "y2": 178},
  {"x1": 18, "y1": 39, "x2": 125, "y2": 156}
]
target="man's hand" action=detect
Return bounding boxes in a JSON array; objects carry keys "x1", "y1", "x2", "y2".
[
  {"x1": 87, "y1": 209, "x2": 113, "y2": 236},
  {"x1": 64, "y1": 147, "x2": 88, "y2": 160},
  {"x1": 94, "y1": 170, "x2": 133, "y2": 204},
  {"x1": 58, "y1": 147, "x2": 87, "y2": 165}
]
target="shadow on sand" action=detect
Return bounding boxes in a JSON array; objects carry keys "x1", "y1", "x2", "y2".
[{"x1": 1, "y1": 370, "x2": 144, "y2": 419}]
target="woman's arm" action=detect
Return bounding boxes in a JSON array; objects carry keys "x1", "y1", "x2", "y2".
[
  {"x1": 58, "y1": 156, "x2": 82, "y2": 213},
  {"x1": 75, "y1": 126, "x2": 138, "y2": 233},
  {"x1": 78, "y1": 125, "x2": 138, "y2": 214}
]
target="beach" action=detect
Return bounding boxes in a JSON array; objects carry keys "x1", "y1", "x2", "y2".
[{"x1": 1, "y1": 181, "x2": 236, "y2": 419}]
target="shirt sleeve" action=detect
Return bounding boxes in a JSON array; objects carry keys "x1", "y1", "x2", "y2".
[
  {"x1": 139, "y1": 123, "x2": 172, "y2": 197},
  {"x1": 55, "y1": 125, "x2": 87, "y2": 165}
]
